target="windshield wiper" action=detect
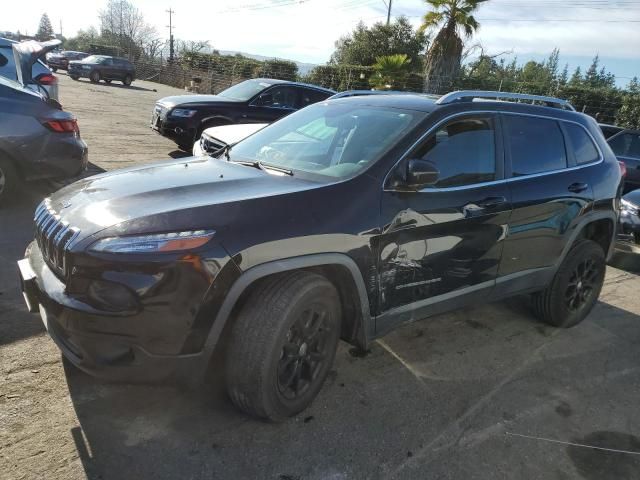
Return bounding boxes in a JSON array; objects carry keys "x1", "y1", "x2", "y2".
[
  {"x1": 228, "y1": 158, "x2": 293, "y2": 176},
  {"x1": 214, "y1": 143, "x2": 233, "y2": 160}
]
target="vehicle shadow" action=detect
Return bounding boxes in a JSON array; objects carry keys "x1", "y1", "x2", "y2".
[
  {"x1": 69, "y1": 77, "x2": 158, "y2": 93},
  {"x1": 63, "y1": 297, "x2": 640, "y2": 479},
  {"x1": 0, "y1": 182, "x2": 55, "y2": 346},
  {"x1": 169, "y1": 150, "x2": 192, "y2": 159}
]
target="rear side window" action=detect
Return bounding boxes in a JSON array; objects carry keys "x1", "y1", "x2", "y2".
[
  {"x1": 564, "y1": 123, "x2": 600, "y2": 164},
  {"x1": 299, "y1": 88, "x2": 331, "y2": 107},
  {"x1": 505, "y1": 115, "x2": 567, "y2": 176},
  {"x1": 0, "y1": 46, "x2": 48, "y2": 81},
  {"x1": 609, "y1": 133, "x2": 640, "y2": 160},
  {"x1": 414, "y1": 117, "x2": 496, "y2": 188}
]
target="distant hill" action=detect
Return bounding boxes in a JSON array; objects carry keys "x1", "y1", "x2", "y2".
[{"x1": 217, "y1": 50, "x2": 318, "y2": 75}]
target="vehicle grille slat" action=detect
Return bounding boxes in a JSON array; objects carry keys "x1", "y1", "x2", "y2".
[{"x1": 32, "y1": 201, "x2": 81, "y2": 278}]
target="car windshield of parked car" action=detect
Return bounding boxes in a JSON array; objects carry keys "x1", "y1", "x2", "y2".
[
  {"x1": 82, "y1": 55, "x2": 107, "y2": 64},
  {"x1": 217, "y1": 79, "x2": 276, "y2": 101},
  {"x1": 230, "y1": 102, "x2": 423, "y2": 180}
]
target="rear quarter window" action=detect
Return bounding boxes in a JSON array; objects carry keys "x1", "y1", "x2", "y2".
[
  {"x1": 505, "y1": 115, "x2": 567, "y2": 176},
  {"x1": 564, "y1": 123, "x2": 600, "y2": 164}
]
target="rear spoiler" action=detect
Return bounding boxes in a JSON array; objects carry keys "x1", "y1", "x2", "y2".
[{"x1": 12, "y1": 39, "x2": 61, "y2": 86}]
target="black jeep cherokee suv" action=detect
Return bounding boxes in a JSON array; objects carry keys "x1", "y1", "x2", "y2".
[
  {"x1": 19, "y1": 91, "x2": 622, "y2": 421},
  {"x1": 152, "y1": 78, "x2": 335, "y2": 151},
  {"x1": 68, "y1": 55, "x2": 135, "y2": 86}
]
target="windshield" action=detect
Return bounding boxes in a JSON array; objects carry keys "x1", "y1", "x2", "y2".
[
  {"x1": 82, "y1": 55, "x2": 107, "y2": 63},
  {"x1": 217, "y1": 79, "x2": 275, "y2": 101},
  {"x1": 230, "y1": 102, "x2": 423, "y2": 180}
]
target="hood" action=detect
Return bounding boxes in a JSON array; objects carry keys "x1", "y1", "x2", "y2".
[
  {"x1": 623, "y1": 189, "x2": 640, "y2": 207},
  {"x1": 46, "y1": 156, "x2": 317, "y2": 241},
  {"x1": 203, "y1": 123, "x2": 268, "y2": 145},
  {"x1": 158, "y1": 94, "x2": 240, "y2": 108},
  {"x1": 13, "y1": 39, "x2": 61, "y2": 85}
]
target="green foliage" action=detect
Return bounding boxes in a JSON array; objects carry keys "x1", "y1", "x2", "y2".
[
  {"x1": 36, "y1": 13, "x2": 54, "y2": 41},
  {"x1": 369, "y1": 54, "x2": 412, "y2": 89},
  {"x1": 302, "y1": 65, "x2": 374, "y2": 91},
  {"x1": 617, "y1": 90, "x2": 640, "y2": 129},
  {"x1": 331, "y1": 17, "x2": 427, "y2": 70}
]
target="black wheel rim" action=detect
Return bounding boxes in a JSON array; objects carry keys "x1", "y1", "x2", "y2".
[
  {"x1": 277, "y1": 305, "x2": 332, "y2": 401},
  {"x1": 565, "y1": 258, "x2": 600, "y2": 312}
]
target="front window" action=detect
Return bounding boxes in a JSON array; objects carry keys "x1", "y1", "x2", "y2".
[
  {"x1": 82, "y1": 55, "x2": 108, "y2": 64},
  {"x1": 230, "y1": 103, "x2": 423, "y2": 180},
  {"x1": 218, "y1": 79, "x2": 275, "y2": 101}
]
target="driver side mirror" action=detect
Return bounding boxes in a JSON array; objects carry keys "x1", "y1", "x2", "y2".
[{"x1": 405, "y1": 159, "x2": 439, "y2": 190}]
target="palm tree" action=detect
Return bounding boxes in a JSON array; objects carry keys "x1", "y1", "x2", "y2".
[
  {"x1": 369, "y1": 54, "x2": 411, "y2": 90},
  {"x1": 421, "y1": 0, "x2": 487, "y2": 93}
]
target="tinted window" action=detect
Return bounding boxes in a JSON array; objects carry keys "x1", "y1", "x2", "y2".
[
  {"x1": 414, "y1": 117, "x2": 496, "y2": 188},
  {"x1": 257, "y1": 86, "x2": 298, "y2": 109},
  {"x1": 300, "y1": 88, "x2": 330, "y2": 107},
  {"x1": 506, "y1": 115, "x2": 567, "y2": 176},
  {"x1": 218, "y1": 79, "x2": 275, "y2": 101},
  {"x1": 609, "y1": 133, "x2": 640, "y2": 160},
  {"x1": 0, "y1": 46, "x2": 48, "y2": 81},
  {"x1": 565, "y1": 123, "x2": 600, "y2": 164}
]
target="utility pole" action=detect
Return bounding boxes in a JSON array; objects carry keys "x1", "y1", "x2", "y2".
[
  {"x1": 166, "y1": 8, "x2": 175, "y2": 62},
  {"x1": 59, "y1": 19, "x2": 63, "y2": 39},
  {"x1": 386, "y1": 0, "x2": 392, "y2": 25}
]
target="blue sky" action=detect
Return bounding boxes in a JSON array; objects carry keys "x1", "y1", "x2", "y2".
[{"x1": 2, "y1": 0, "x2": 639, "y2": 87}]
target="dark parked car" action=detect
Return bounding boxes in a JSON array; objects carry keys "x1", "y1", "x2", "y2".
[
  {"x1": 0, "y1": 44, "x2": 87, "y2": 205},
  {"x1": 617, "y1": 188, "x2": 640, "y2": 253},
  {"x1": 68, "y1": 55, "x2": 135, "y2": 86},
  {"x1": 46, "y1": 50, "x2": 89, "y2": 72},
  {"x1": 152, "y1": 78, "x2": 335, "y2": 151},
  {"x1": 599, "y1": 123, "x2": 625, "y2": 139},
  {"x1": 607, "y1": 129, "x2": 640, "y2": 191},
  {"x1": 19, "y1": 91, "x2": 621, "y2": 420}
]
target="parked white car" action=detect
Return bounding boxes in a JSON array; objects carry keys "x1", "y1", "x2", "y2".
[{"x1": 193, "y1": 123, "x2": 268, "y2": 156}]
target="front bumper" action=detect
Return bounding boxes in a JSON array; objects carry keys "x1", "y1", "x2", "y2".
[
  {"x1": 17, "y1": 241, "x2": 229, "y2": 382},
  {"x1": 616, "y1": 209, "x2": 640, "y2": 254},
  {"x1": 150, "y1": 112, "x2": 196, "y2": 146}
]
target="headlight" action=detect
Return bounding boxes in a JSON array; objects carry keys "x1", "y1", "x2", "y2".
[
  {"x1": 621, "y1": 199, "x2": 639, "y2": 215},
  {"x1": 89, "y1": 230, "x2": 215, "y2": 254},
  {"x1": 171, "y1": 109, "x2": 197, "y2": 118}
]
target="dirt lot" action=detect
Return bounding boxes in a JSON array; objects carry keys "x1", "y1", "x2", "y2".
[{"x1": 2, "y1": 74, "x2": 640, "y2": 480}]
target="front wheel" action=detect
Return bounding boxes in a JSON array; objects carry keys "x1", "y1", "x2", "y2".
[
  {"x1": 70, "y1": 75, "x2": 79, "y2": 80},
  {"x1": 51, "y1": 67, "x2": 57, "y2": 72},
  {"x1": 225, "y1": 272, "x2": 341, "y2": 421},
  {"x1": 104, "y1": 79, "x2": 112, "y2": 84},
  {"x1": 532, "y1": 239, "x2": 605, "y2": 328},
  {"x1": 122, "y1": 74, "x2": 132, "y2": 86},
  {"x1": 89, "y1": 71, "x2": 100, "y2": 83}
]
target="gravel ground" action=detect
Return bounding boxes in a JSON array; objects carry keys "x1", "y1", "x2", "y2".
[{"x1": 1, "y1": 74, "x2": 640, "y2": 480}]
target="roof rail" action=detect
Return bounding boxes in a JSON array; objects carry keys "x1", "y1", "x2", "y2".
[{"x1": 436, "y1": 90, "x2": 576, "y2": 111}]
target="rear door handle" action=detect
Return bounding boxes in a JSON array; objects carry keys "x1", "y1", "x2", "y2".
[{"x1": 568, "y1": 182, "x2": 589, "y2": 193}]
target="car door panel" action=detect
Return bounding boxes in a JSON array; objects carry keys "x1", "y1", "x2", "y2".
[
  {"x1": 376, "y1": 113, "x2": 511, "y2": 334},
  {"x1": 248, "y1": 86, "x2": 299, "y2": 123},
  {"x1": 498, "y1": 113, "x2": 594, "y2": 280}
]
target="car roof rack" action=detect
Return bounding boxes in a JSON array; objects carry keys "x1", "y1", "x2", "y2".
[{"x1": 436, "y1": 90, "x2": 576, "y2": 111}]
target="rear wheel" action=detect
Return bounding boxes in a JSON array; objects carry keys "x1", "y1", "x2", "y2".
[
  {"x1": 70, "y1": 75, "x2": 79, "y2": 80},
  {"x1": 89, "y1": 71, "x2": 100, "y2": 83},
  {"x1": 104, "y1": 79, "x2": 112, "y2": 84},
  {"x1": 225, "y1": 272, "x2": 341, "y2": 421},
  {"x1": 0, "y1": 158, "x2": 19, "y2": 207},
  {"x1": 51, "y1": 67, "x2": 57, "y2": 72},
  {"x1": 532, "y1": 239, "x2": 605, "y2": 328},
  {"x1": 123, "y1": 74, "x2": 132, "y2": 86}
]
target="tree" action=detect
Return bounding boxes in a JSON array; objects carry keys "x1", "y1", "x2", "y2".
[
  {"x1": 331, "y1": 17, "x2": 428, "y2": 70},
  {"x1": 369, "y1": 54, "x2": 412, "y2": 89},
  {"x1": 569, "y1": 66, "x2": 582, "y2": 85},
  {"x1": 559, "y1": 63, "x2": 569, "y2": 86},
  {"x1": 36, "y1": 13, "x2": 54, "y2": 41},
  {"x1": 99, "y1": 0, "x2": 158, "y2": 59},
  {"x1": 421, "y1": 0, "x2": 488, "y2": 94}
]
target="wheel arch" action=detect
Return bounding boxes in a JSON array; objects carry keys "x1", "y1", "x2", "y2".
[
  {"x1": 559, "y1": 211, "x2": 617, "y2": 265},
  {"x1": 201, "y1": 254, "x2": 374, "y2": 362}
]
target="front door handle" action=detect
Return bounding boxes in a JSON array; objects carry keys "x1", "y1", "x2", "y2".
[
  {"x1": 476, "y1": 196, "x2": 507, "y2": 208},
  {"x1": 568, "y1": 182, "x2": 589, "y2": 193}
]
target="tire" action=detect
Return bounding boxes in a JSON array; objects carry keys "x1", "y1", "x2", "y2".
[
  {"x1": 532, "y1": 239, "x2": 605, "y2": 328},
  {"x1": 225, "y1": 272, "x2": 342, "y2": 421},
  {"x1": 0, "y1": 158, "x2": 19, "y2": 207},
  {"x1": 70, "y1": 75, "x2": 79, "y2": 81},
  {"x1": 123, "y1": 75, "x2": 132, "y2": 86},
  {"x1": 51, "y1": 67, "x2": 57, "y2": 72},
  {"x1": 104, "y1": 79, "x2": 112, "y2": 84},
  {"x1": 89, "y1": 71, "x2": 100, "y2": 83}
]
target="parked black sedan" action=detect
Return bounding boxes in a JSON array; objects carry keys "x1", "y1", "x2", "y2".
[
  {"x1": 68, "y1": 55, "x2": 135, "y2": 86},
  {"x1": 152, "y1": 78, "x2": 335, "y2": 151}
]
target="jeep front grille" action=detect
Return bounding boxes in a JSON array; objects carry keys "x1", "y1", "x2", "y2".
[{"x1": 34, "y1": 201, "x2": 80, "y2": 278}]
